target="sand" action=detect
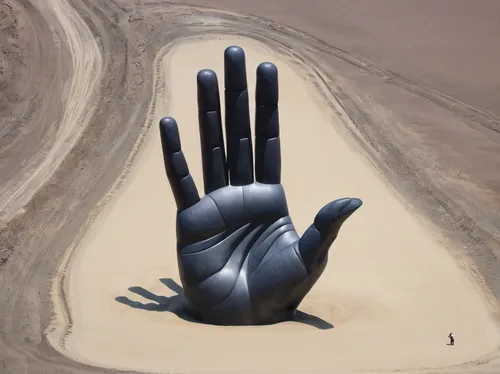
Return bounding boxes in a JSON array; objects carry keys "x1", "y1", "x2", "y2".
[
  {"x1": 45, "y1": 36, "x2": 499, "y2": 373},
  {"x1": 0, "y1": 0, "x2": 102, "y2": 225}
]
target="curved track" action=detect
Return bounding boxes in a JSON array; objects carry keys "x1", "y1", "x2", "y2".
[
  {"x1": 1, "y1": 1, "x2": 500, "y2": 373},
  {"x1": 0, "y1": 0, "x2": 102, "y2": 225}
]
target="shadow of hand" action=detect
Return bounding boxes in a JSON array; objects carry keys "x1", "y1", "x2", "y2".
[
  {"x1": 116, "y1": 278, "x2": 333, "y2": 329},
  {"x1": 115, "y1": 278, "x2": 201, "y2": 322}
]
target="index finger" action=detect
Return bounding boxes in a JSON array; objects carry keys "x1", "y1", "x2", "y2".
[{"x1": 255, "y1": 62, "x2": 280, "y2": 184}]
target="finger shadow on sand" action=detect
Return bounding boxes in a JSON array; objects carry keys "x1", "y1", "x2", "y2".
[
  {"x1": 115, "y1": 278, "x2": 202, "y2": 323},
  {"x1": 115, "y1": 278, "x2": 334, "y2": 330}
]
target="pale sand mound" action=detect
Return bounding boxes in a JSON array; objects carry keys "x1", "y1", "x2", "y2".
[{"x1": 47, "y1": 36, "x2": 499, "y2": 373}]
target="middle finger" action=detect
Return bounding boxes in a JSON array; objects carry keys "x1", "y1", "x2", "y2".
[{"x1": 224, "y1": 45, "x2": 254, "y2": 186}]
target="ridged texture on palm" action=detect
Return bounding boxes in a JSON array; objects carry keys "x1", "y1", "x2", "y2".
[{"x1": 159, "y1": 45, "x2": 362, "y2": 325}]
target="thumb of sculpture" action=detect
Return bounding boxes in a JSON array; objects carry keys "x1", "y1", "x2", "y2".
[{"x1": 298, "y1": 198, "x2": 363, "y2": 273}]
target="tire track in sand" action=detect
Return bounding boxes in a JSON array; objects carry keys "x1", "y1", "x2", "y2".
[{"x1": 0, "y1": 0, "x2": 102, "y2": 224}]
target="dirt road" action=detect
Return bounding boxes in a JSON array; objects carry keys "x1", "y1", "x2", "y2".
[
  {"x1": 0, "y1": 0, "x2": 102, "y2": 225},
  {"x1": 1, "y1": 1, "x2": 500, "y2": 373}
]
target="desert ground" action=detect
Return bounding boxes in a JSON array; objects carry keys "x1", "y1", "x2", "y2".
[{"x1": 1, "y1": 1, "x2": 500, "y2": 374}]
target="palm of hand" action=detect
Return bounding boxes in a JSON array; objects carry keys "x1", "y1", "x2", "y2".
[{"x1": 160, "y1": 46, "x2": 362, "y2": 325}]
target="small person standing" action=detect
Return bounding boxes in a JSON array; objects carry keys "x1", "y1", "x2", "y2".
[{"x1": 448, "y1": 332, "x2": 455, "y2": 346}]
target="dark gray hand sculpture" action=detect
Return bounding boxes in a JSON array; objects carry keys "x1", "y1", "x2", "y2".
[{"x1": 159, "y1": 45, "x2": 362, "y2": 326}]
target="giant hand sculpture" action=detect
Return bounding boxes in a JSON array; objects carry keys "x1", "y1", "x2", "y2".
[{"x1": 159, "y1": 45, "x2": 362, "y2": 326}]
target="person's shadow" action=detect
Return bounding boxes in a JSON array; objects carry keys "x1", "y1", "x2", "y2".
[{"x1": 115, "y1": 278, "x2": 334, "y2": 330}]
